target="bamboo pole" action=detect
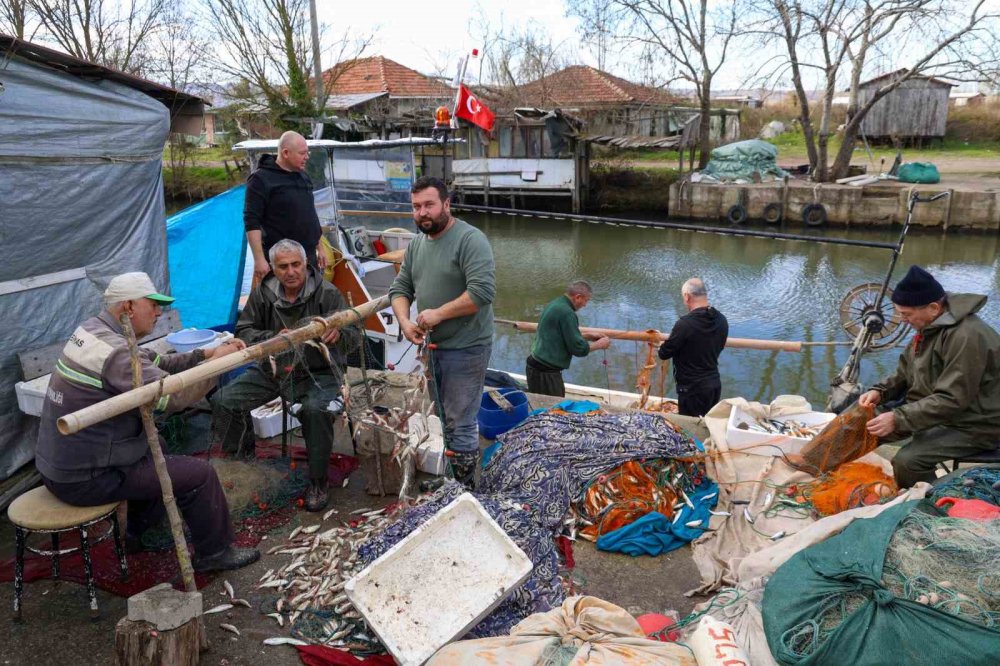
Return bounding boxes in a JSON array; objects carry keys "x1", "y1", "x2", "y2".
[
  {"x1": 120, "y1": 313, "x2": 208, "y2": 652},
  {"x1": 59, "y1": 296, "x2": 389, "y2": 435},
  {"x1": 494, "y1": 318, "x2": 806, "y2": 352}
]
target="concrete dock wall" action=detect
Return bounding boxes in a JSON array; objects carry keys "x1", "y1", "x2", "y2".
[{"x1": 667, "y1": 181, "x2": 1000, "y2": 231}]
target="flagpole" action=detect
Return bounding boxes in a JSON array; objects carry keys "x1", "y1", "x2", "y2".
[{"x1": 450, "y1": 53, "x2": 471, "y2": 128}]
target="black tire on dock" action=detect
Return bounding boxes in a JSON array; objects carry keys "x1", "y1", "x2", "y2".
[
  {"x1": 763, "y1": 203, "x2": 783, "y2": 224},
  {"x1": 802, "y1": 203, "x2": 827, "y2": 226},
  {"x1": 726, "y1": 204, "x2": 748, "y2": 224}
]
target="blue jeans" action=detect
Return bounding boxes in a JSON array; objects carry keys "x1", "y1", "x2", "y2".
[{"x1": 430, "y1": 344, "x2": 492, "y2": 453}]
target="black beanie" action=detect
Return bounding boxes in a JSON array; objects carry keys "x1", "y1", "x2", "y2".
[{"x1": 891, "y1": 265, "x2": 945, "y2": 307}]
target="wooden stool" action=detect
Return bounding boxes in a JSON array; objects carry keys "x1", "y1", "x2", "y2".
[{"x1": 7, "y1": 487, "x2": 127, "y2": 621}]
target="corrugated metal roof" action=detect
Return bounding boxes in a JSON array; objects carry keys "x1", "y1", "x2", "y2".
[{"x1": 325, "y1": 91, "x2": 388, "y2": 109}]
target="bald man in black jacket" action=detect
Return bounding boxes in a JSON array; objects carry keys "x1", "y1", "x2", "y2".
[{"x1": 658, "y1": 278, "x2": 728, "y2": 417}]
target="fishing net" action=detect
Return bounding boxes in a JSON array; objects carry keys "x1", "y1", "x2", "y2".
[
  {"x1": 797, "y1": 403, "x2": 878, "y2": 473},
  {"x1": 806, "y1": 462, "x2": 897, "y2": 517},
  {"x1": 929, "y1": 467, "x2": 1000, "y2": 505},
  {"x1": 574, "y1": 459, "x2": 706, "y2": 540},
  {"x1": 882, "y1": 511, "x2": 1000, "y2": 628},
  {"x1": 764, "y1": 502, "x2": 1000, "y2": 665}
]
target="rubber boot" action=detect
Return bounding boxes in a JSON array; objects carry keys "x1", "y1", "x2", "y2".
[
  {"x1": 193, "y1": 546, "x2": 261, "y2": 572},
  {"x1": 451, "y1": 450, "x2": 480, "y2": 490}
]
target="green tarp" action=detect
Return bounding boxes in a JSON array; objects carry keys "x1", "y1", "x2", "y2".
[
  {"x1": 702, "y1": 139, "x2": 787, "y2": 182},
  {"x1": 763, "y1": 501, "x2": 1000, "y2": 665},
  {"x1": 897, "y1": 162, "x2": 941, "y2": 184}
]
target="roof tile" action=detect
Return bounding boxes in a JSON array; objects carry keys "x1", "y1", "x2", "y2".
[{"x1": 323, "y1": 56, "x2": 453, "y2": 98}]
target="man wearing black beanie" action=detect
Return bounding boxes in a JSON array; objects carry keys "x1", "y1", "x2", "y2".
[{"x1": 858, "y1": 265, "x2": 1000, "y2": 487}]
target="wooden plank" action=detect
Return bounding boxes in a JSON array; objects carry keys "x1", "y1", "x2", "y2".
[
  {"x1": 18, "y1": 309, "x2": 183, "y2": 381},
  {"x1": 0, "y1": 267, "x2": 87, "y2": 296}
]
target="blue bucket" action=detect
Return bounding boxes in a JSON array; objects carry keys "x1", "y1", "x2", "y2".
[
  {"x1": 166, "y1": 329, "x2": 216, "y2": 352},
  {"x1": 478, "y1": 388, "x2": 530, "y2": 440}
]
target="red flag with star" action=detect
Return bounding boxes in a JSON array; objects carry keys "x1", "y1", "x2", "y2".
[{"x1": 454, "y1": 84, "x2": 495, "y2": 132}]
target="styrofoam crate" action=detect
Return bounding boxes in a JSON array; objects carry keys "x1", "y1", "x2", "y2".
[
  {"x1": 726, "y1": 405, "x2": 835, "y2": 455},
  {"x1": 250, "y1": 398, "x2": 301, "y2": 439},
  {"x1": 407, "y1": 413, "x2": 446, "y2": 475},
  {"x1": 345, "y1": 493, "x2": 533, "y2": 666},
  {"x1": 15, "y1": 375, "x2": 50, "y2": 417}
]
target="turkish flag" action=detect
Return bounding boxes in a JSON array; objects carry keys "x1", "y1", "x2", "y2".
[{"x1": 455, "y1": 84, "x2": 495, "y2": 132}]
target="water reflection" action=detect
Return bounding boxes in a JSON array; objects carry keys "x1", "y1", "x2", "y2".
[{"x1": 464, "y1": 213, "x2": 1000, "y2": 406}]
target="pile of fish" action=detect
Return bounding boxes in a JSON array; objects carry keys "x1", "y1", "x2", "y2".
[
  {"x1": 254, "y1": 505, "x2": 391, "y2": 648},
  {"x1": 736, "y1": 417, "x2": 822, "y2": 439}
]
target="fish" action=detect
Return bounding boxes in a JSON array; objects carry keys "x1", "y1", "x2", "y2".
[
  {"x1": 219, "y1": 623, "x2": 240, "y2": 636},
  {"x1": 258, "y1": 579, "x2": 289, "y2": 589},
  {"x1": 301, "y1": 525, "x2": 321, "y2": 534},
  {"x1": 266, "y1": 613, "x2": 285, "y2": 627},
  {"x1": 263, "y1": 637, "x2": 308, "y2": 646},
  {"x1": 204, "y1": 604, "x2": 233, "y2": 615},
  {"x1": 231, "y1": 598, "x2": 252, "y2": 608},
  {"x1": 289, "y1": 526, "x2": 303, "y2": 540},
  {"x1": 323, "y1": 508, "x2": 338, "y2": 521},
  {"x1": 223, "y1": 580, "x2": 234, "y2": 599}
]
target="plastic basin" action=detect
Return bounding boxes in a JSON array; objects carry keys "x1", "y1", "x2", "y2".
[
  {"x1": 166, "y1": 328, "x2": 216, "y2": 352},
  {"x1": 477, "y1": 388, "x2": 530, "y2": 440}
]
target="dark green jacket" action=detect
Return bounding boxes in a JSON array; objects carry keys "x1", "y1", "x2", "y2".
[
  {"x1": 237, "y1": 266, "x2": 359, "y2": 379},
  {"x1": 530, "y1": 295, "x2": 590, "y2": 370},
  {"x1": 872, "y1": 293, "x2": 1000, "y2": 436}
]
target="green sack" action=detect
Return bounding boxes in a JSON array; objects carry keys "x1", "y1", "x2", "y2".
[
  {"x1": 762, "y1": 501, "x2": 1000, "y2": 666},
  {"x1": 896, "y1": 162, "x2": 940, "y2": 184}
]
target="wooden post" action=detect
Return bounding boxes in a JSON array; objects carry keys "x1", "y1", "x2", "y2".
[
  {"x1": 119, "y1": 314, "x2": 207, "y2": 653},
  {"x1": 115, "y1": 617, "x2": 200, "y2": 666}
]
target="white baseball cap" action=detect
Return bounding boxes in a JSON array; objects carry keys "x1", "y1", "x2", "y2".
[{"x1": 104, "y1": 272, "x2": 175, "y2": 304}]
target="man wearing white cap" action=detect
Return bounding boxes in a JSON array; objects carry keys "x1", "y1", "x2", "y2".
[{"x1": 35, "y1": 272, "x2": 260, "y2": 572}]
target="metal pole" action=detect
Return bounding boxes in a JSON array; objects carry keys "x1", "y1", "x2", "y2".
[{"x1": 308, "y1": 0, "x2": 324, "y2": 126}]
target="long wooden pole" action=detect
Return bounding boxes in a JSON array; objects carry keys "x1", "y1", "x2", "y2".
[
  {"x1": 495, "y1": 318, "x2": 804, "y2": 352},
  {"x1": 120, "y1": 314, "x2": 208, "y2": 651},
  {"x1": 59, "y1": 296, "x2": 389, "y2": 435}
]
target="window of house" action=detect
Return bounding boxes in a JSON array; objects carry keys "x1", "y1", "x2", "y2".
[{"x1": 499, "y1": 126, "x2": 513, "y2": 157}]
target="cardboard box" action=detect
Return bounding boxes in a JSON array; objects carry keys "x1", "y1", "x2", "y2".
[{"x1": 250, "y1": 398, "x2": 301, "y2": 439}]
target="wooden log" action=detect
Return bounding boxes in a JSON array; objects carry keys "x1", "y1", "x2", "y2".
[
  {"x1": 114, "y1": 616, "x2": 200, "y2": 666},
  {"x1": 494, "y1": 319, "x2": 804, "y2": 352},
  {"x1": 58, "y1": 296, "x2": 389, "y2": 435}
]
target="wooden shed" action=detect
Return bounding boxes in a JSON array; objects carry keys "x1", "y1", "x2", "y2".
[{"x1": 856, "y1": 69, "x2": 954, "y2": 140}]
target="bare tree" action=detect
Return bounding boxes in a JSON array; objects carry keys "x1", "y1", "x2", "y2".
[
  {"x1": 28, "y1": 0, "x2": 170, "y2": 74},
  {"x1": 201, "y1": 0, "x2": 371, "y2": 131},
  {"x1": 753, "y1": 0, "x2": 999, "y2": 181},
  {"x1": 569, "y1": 0, "x2": 741, "y2": 168},
  {"x1": 1, "y1": 0, "x2": 37, "y2": 39},
  {"x1": 473, "y1": 11, "x2": 570, "y2": 94},
  {"x1": 565, "y1": 0, "x2": 626, "y2": 71}
]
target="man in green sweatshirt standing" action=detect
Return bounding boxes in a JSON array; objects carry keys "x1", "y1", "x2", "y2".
[
  {"x1": 389, "y1": 177, "x2": 496, "y2": 488},
  {"x1": 860, "y1": 265, "x2": 1000, "y2": 487},
  {"x1": 526, "y1": 281, "x2": 611, "y2": 397}
]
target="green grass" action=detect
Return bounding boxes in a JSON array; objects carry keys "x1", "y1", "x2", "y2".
[{"x1": 164, "y1": 165, "x2": 231, "y2": 184}]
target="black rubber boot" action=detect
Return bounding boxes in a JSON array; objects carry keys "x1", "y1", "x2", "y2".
[
  {"x1": 451, "y1": 450, "x2": 480, "y2": 490},
  {"x1": 193, "y1": 546, "x2": 261, "y2": 572},
  {"x1": 304, "y1": 481, "x2": 330, "y2": 512}
]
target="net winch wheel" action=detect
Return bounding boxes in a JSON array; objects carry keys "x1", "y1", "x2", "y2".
[{"x1": 839, "y1": 283, "x2": 910, "y2": 350}]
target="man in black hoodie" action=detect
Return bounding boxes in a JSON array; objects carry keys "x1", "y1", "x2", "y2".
[
  {"x1": 658, "y1": 278, "x2": 729, "y2": 417},
  {"x1": 244, "y1": 131, "x2": 325, "y2": 282}
]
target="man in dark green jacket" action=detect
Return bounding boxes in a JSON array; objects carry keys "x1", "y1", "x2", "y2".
[
  {"x1": 526, "y1": 281, "x2": 610, "y2": 397},
  {"x1": 860, "y1": 265, "x2": 1000, "y2": 487},
  {"x1": 211, "y1": 239, "x2": 359, "y2": 510}
]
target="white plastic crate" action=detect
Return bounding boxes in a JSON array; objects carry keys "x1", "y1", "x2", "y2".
[
  {"x1": 345, "y1": 493, "x2": 533, "y2": 666},
  {"x1": 250, "y1": 398, "x2": 301, "y2": 439},
  {"x1": 407, "y1": 413, "x2": 446, "y2": 475},
  {"x1": 726, "y1": 404, "x2": 835, "y2": 455},
  {"x1": 15, "y1": 375, "x2": 50, "y2": 417}
]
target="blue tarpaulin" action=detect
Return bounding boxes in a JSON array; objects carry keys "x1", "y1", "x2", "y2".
[{"x1": 166, "y1": 185, "x2": 247, "y2": 330}]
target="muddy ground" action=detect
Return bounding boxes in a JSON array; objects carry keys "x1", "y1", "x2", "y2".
[{"x1": 0, "y1": 389, "x2": 709, "y2": 666}]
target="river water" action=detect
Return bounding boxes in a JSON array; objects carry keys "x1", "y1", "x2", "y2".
[{"x1": 452, "y1": 212, "x2": 1000, "y2": 407}]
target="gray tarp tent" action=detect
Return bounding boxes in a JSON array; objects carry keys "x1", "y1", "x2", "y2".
[{"x1": 0, "y1": 35, "x2": 203, "y2": 479}]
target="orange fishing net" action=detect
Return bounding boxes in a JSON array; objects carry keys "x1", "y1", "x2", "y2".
[
  {"x1": 578, "y1": 460, "x2": 679, "y2": 541},
  {"x1": 807, "y1": 462, "x2": 897, "y2": 516},
  {"x1": 632, "y1": 336, "x2": 679, "y2": 414},
  {"x1": 797, "y1": 403, "x2": 879, "y2": 474}
]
